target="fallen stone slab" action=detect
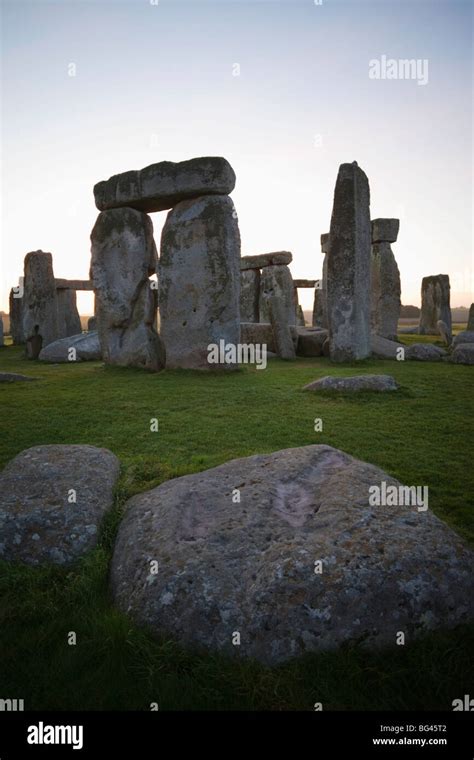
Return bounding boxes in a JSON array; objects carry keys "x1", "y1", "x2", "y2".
[
  {"x1": 405, "y1": 343, "x2": 447, "y2": 361},
  {"x1": 240, "y1": 322, "x2": 297, "y2": 354},
  {"x1": 303, "y1": 374, "x2": 399, "y2": 392},
  {"x1": 449, "y1": 343, "x2": 474, "y2": 365},
  {"x1": 110, "y1": 444, "x2": 474, "y2": 665},
  {"x1": 38, "y1": 332, "x2": 101, "y2": 362},
  {"x1": 0, "y1": 373, "x2": 38, "y2": 383},
  {"x1": 371, "y1": 334, "x2": 405, "y2": 360},
  {"x1": 452, "y1": 330, "x2": 474, "y2": 346},
  {"x1": 296, "y1": 328, "x2": 328, "y2": 357},
  {"x1": 0, "y1": 445, "x2": 120, "y2": 565},
  {"x1": 240, "y1": 252, "x2": 292, "y2": 270},
  {"x1": 94, "y1": 156, "x2": 236, "y2": 213}
]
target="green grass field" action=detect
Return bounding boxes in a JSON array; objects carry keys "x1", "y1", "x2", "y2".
[{"x1": 1, "y1": 332, "x2": 473, "y2": 711}]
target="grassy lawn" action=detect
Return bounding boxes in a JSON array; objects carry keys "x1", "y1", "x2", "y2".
[{"x1": 0, "y1": 334, "x2": 473, "y2": 711}]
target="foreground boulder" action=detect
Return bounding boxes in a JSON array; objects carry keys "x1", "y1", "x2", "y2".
[
  {"x1": 110, "y1": 445, "x2": 474, "y2": 665},
  {"x1": 0, "y1": 445, "x2": 120, "y2": 565},
  {"x1": 39, "y1": 332, "x2": 101, "y2": 362},
  {"x1": 450, "y1": 343, "x2": 474, "y2": 365},
  {"x1": 0, "y1": 373, "x2": 37, "y2": 383},
  {"x1": 405, "y1": 343, "x2": 446, "y2": 361},
  {"x1": 94, "y1": 157, "x2": 236, "y2": 213},
  {"x1": 452, "y1": 330, "x2": 474, "y2": 346},
  {"x1": 304, "y1": 375, "x2": 398, "y2": 392}
]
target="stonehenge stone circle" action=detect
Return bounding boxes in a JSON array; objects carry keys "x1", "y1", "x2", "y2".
[
  {"x1": 419, "y1": 274, "x2": 451, "y2": 335},
  {"x1": 370, "y1": 219, "x2": 401, "y2": 340},
  {"x1": 159, "y1": 194, "x2": 240, "y2": 370},
  {"x1": 240, "y1": 269, "x2": 260, "y2": 323},
  {"x1": 110, "y1": 444, "x2": 474, "y2": 665},
  {"x1": 22, "y1": 250, "x2": 60, "y2": 347},
  {"x1": 90, "y1": 207, "x2": 166, "y2": 371},
  {"x1": 0, "y1": 445, "x2": 120, "y2": 565},
  {"x1": 94, "y1": 157, "x2": 236, "y2": 214},
  {"x1": 327, "y1": 162, "x2": 372, "y2": 361}
]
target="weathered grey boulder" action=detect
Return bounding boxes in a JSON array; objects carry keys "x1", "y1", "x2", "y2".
[
  {"x1": 452, "y1": 330, "x2": 474, "y2": 346},
  {"x1": 0, "y1": 445, "x2": 120, "y2": 565},
  {"x1": 38, "y1": 332, "x2": 101, "y2": 362},
  {"x1": 0, "y1": 373, "x2": 37, "y2": 383},
  {"x1": 370, "y1": 242, "x2": 401, "y2": 340},
  {"x1": 240, "y1": 269, "x2": 260, "y2": 323},
  {"x1": 240, "y1": 322, "x2": 297, "y2": 354},
  {"x1": 110, "y1": 444, "x2": 474, "y2": 665},
  {"x1": 269, "y1": 297, "x2": 296, "y2": 360},
  {"x1": 371, "y1": 218, "x2": 399, "y2": 243},
  {"x1": 436, "y1": 319, "x2": 452, "y2": 346},
  {"x1": 296, "y1": 328, "x2": 328, "y2": 357},
  {"x1": 327, "y1": 162, "x2": 372, "y2": 361},
  {"x1": 304, "y1": 374, "x2": 399, "y2": 392},
  {"x1": 9, "y1": 287, "x2": 24, "y2": 344},
  {"x1": 57, "y1": 289, "x2": 82, "y2": 338},
  {"x1": 159, "y1": 195, "x2": 240, "y2": 369},
  {"x1": 371, "y1": 333, "x2": 405, "y2": 360},
  {"x1": 94, "y1": 157, "x2": 236, "y2": 213},
  {"x1": 22, "y1": 251, "x2": 60, "y2": 347},
  {"x1": 419, "y1": 275, "x2": 451, "y2": 335},
  {"x1": 240, "y1": 252, "x2": 292, "y2": 270},
  {"x1": 90, "y1": 207, "x2": 165, "y2": 371},
  {"x1": 449, "y1": 343, "x2": 474, "y2": 365},
  {"x1": 467, "y1": 304, "x2": 474, "y2": 331},
  {"x1": 405, "y1": 343, "x2": 447, "y2": 361},
  {"x1": 259, "y1": 265, "x2": 296, "y2": 326}
]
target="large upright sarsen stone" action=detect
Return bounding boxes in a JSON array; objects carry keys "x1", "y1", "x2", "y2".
[
  {"x1": 159, "y1": 195, "x2": 240, "y2": 370},
  {"x1": 57, "y1": 289, "x2": 82, "y2": 338},
  {"x1": 370, "y1": 238, "x2": 401, "y2": 340},
  {"x1": 22, "y1": 251, "x2": 60, "y2": 347},
  {"x1": 419, "y1": 275, "x2": 451, "y2": 335},
  {"x1": 90, "y1": 208, "x2": 165, "y2": 371},
  {"x1": 9, "y1": 287, "x2": 24, "y2": 344},
  {"x1": 327, "y1": 162, "x2": 371, "y2": 361},
  {"x1": 240, "y1": 269, "x2": 260, "y2": 323},
  {"x1": 259, "y1": 265, "x2": 296, "y2": 326}
]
